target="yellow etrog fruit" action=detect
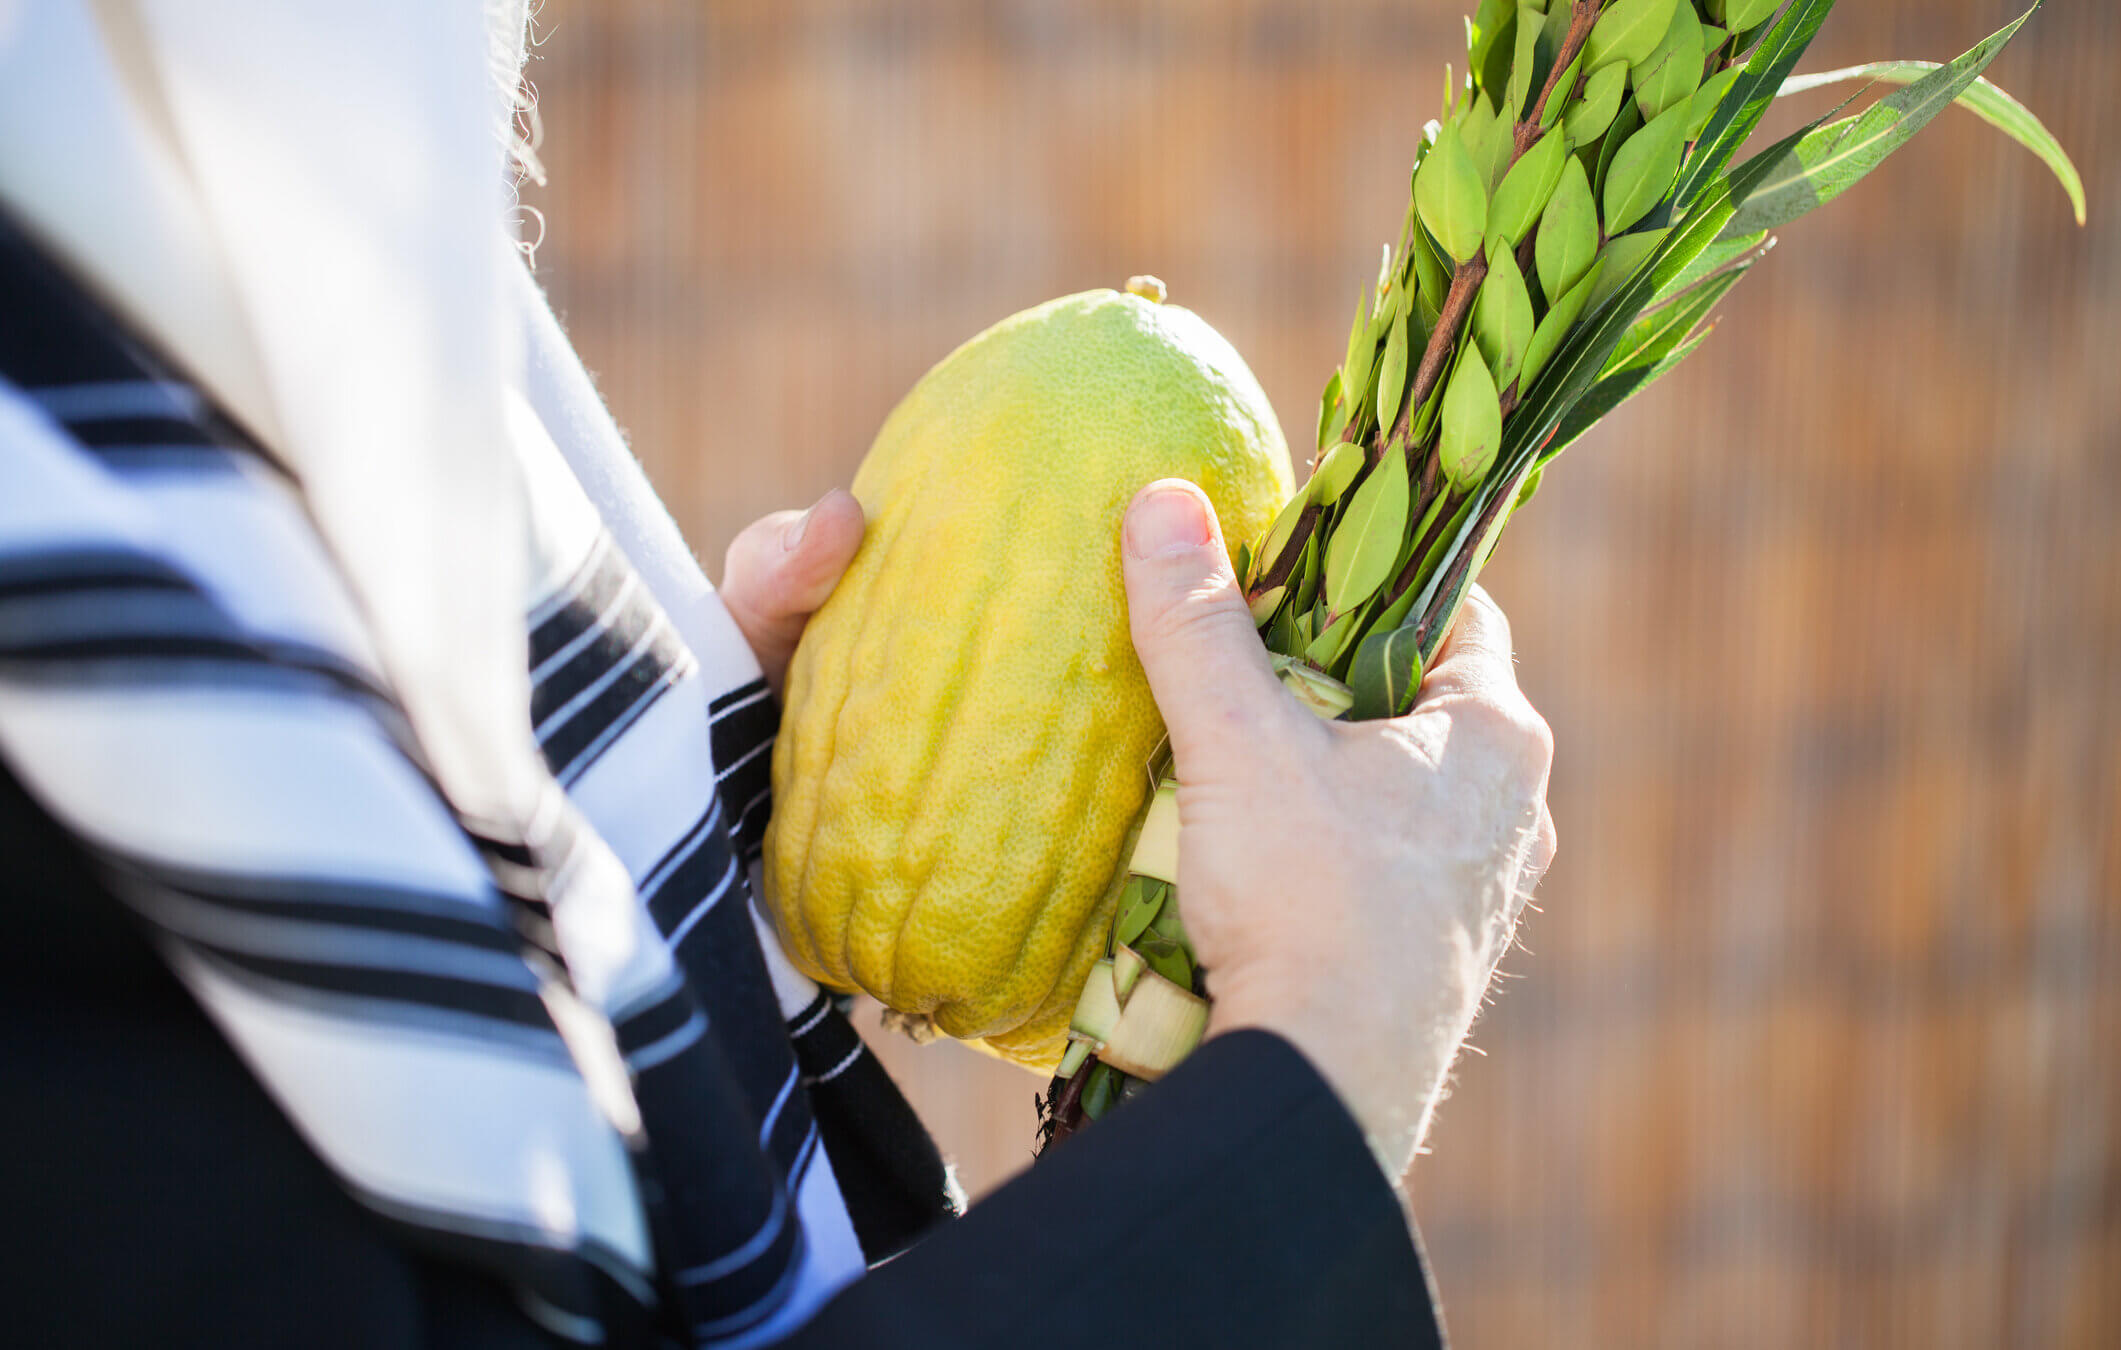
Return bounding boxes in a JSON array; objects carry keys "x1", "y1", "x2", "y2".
[{"x1": 763, "y1": 287, "x2": 1292, "y2": 1073}]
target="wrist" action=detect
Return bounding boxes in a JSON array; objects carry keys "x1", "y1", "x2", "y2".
[{"x1": 1206, "y1": 978, "x2": 1469, "y2": 1185}]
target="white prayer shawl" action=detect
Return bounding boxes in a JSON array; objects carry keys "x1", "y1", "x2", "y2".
[{"x1": 0, "y1": 1, "x2": 864, "y2": 1342}]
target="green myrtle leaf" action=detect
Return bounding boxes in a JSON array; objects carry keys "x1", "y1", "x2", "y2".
[
  {"x1": 1779, "y1": 61, "x2": 2086, "y2": 226},
  {"x1": 1562, "y1": 62, "x2": 1630, "y2": 145},
  {"x1": 1522, "y1": 256, "x2": 1604, "y2": 389},
  {"x1": 1353, "y1": 490, "x2": 1448, "y2": 650},
  {"x1": 1412, "y1": 217, "x2": 1452, "y2": 314},
  {"x1": 1603, "y1": 101, "x2": 1691, "y2": 233},
  {"x1": 1489, "y1": 126, "x2": 1569, "y2": 247},
  {"x1": 1505, "y1": 4, "x2": 1544, "y2": 119},
  {"x1": 1080, "y1": 1062, "x2": 1120, "y2": 1119},
  {"x1": 1724, "y1": 0, "x2": 1783, "y2": 29},
  {"x1": 1322, "y1": 385, "x2": 1353, "y2": 449},
  {"x1": 1472, "y1": 238, "x2": 1536, "y2": 394},
  {"x1": 1251, "y1": 488, "x2": 1309, "y2": 586},
  {"x1": 1306, "y1": 608, "x2": 1363, "y2": 668},
  {"x1": 1375, "y1": 309, "x2": 1412, "y2": 431},
  {"x1": 1415, "y1": 120, "x2": 1490, "y2": 265},
  {"x1": 1265, "y1": 597, "x2": 1300, "y2": 651},
  {"x1": 1593, "y1": 99, "x2": 1642, "y2": 201},
  {"x1": 1342, "y1": 290, "x2": 1374, "y2": 397},
  {"x1": 1585, "y1": 0, "x2": 1680, "y2": 73},
  {"x1": 1516, "y1": 464, "x2": 1546, "y2": 509},
  {"x1": 1324, "y1": 446, "x2": 1412, "y2": 614},
  {"x1": 1686, "y1": 67, "x2": 1746, "y2": 141},
  {"x1": 1410, "y1": 380, "x2": 1445, "y2": 446},
  {"x1": 1535, "y1": 154, "x2": 1599, "y2": 304},
  {"x1": 1468, "y1": 0, "x2": 1517, "y2": 80},
  {"x1": 1459, "y1": 94, "x2": 1515, "y2": 193},
  {"x1": 1145, "y1": 888, "x2": 1189, "y2": 947},
  {"x1": 1726, "y1": 7, "x2": 2045, "y2": 238},
  {"x1": 1586, "y1": 227, "x2": 1670, "y2": 313},
  {"x1": 1632, "y1": 1, "x2": 1704, "y2": 121},
  {"x1": 1539, "y1": 51, "x2": 1583, "y2": 129},
  {"x1": 1309, "y1": 440, "x2": 1366, "y2": 505},
  {"x1": 1316, "y1": 370, "x2": 1343, "y2": 451},
  {"x1": 1349, "y1": 624, "x2": 1426, "y2": 721},
  {"x1": 1440, "y1": 344, "x2": 1503, "y2": 490},
  {"x1": 1700, "y1": 25, "x2": 1728, "y2": 57},
  {"x1": 1248, "y1": 582, "x2": 1287, "y2": 626},
  {"x1": 1113, "y1": 877, "x2": 1167, "y2": 949}
]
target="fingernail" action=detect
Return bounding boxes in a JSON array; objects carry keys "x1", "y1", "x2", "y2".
[
  {"x1": 1124, "y1": 484, "x2": 1212, "y2": 559},
  {"x1": 783, "y1": 502, "x2": 816, "y2": 552}
]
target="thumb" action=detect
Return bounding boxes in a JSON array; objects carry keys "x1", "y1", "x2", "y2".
[
  {"x1": 720, "y1": 488, "x2": 866, "y2": 695},
  {"x1": 1120, "y1": 480, "x2": 1293, "y2": 781}
]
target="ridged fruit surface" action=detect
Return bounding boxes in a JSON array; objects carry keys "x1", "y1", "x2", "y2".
[{"x1": 764, "y1": 288, "x2": 1292, "y2": 1072}]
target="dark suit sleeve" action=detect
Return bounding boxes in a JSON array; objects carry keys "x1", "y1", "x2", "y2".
[
  {"x1": 790, "y1": 1029, "x2": 1448, "y2": 1350},
  {"x1": 6, "y1": 753, "x2": 1445, "y2": 1349}
]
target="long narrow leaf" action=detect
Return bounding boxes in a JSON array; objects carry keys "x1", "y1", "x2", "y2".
[
  {"x1": 1543, "y1": 328, "x2": 1717, "y2": 464},
  {"x1": 1673, "y1": 0, "x2": 1837, "y2": 213},
  {"x1": 1780, "y1": 61, "x2": 2084, "y2": 224},
  {"x1": 1396, "y1": 182, "x2": 1745, "y2": 669},
  {"x1": 1726, "y1": 5, "x2": 2043, "y2": 237},
  {"x1": 1608, "y1": 266, "x2": 1748, "y2": 376}
]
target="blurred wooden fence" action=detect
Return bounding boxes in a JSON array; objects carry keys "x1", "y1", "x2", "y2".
[{"x1": 524, "y1": 2, "x2": 2119, "y2": 1344}]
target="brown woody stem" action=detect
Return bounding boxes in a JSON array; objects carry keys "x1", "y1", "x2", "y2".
[
  {"x1": 1398, "y1": 254, "x2": 1489, "y2": 454},
  {"x1": 1250, "y1": 502, "x2": 1323, "y2": 600},
  {"x1": 1415, "y1": 469, "x2": 1521, "y2": 653},
  {"x1": 1514, "y1": 2, "x2": 1602, "y2": 158}
]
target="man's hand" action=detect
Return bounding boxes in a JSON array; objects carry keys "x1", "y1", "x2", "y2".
[
  {"x1": 719, "y1": 489, "x2": 866, "y2": 697},
  {"x1": 1119, "y1": 479, "x2": 1557, "y2": 1186}
]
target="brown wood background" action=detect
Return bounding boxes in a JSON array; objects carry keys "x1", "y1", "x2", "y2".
[{"x1": 522, "y1": 2, "x2": 2119, "y2": 1344}]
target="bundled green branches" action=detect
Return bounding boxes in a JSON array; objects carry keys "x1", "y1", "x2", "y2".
[{"x1": 1043, "y1": 0, "x2": 2080, "y2": 1143}]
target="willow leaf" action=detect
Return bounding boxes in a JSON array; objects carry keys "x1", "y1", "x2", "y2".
[
  {"x1": 1726, "y1": 6, "x2": 2043, "y2": 238},
  {"x1": 1543, "y1": 327, "x2": 1715, "y2": 465},
  {"x1": 1609, "y1": 266, "x2": 1746, "y2": 374},
  {"x1": 1674, "y1": 0, "x2": 1837, "y2": 213},
  {"x1": 1779, "y1": 60, "x2": 2084, "y2": 225}
]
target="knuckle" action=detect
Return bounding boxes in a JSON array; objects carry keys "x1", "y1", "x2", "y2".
[
  {"x1": 1450, "y1": 690, "x2": 1552, "y2": 777},
  {"x1": 1146, "y1": 589, "x2": 1242, "y2": 652}
]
